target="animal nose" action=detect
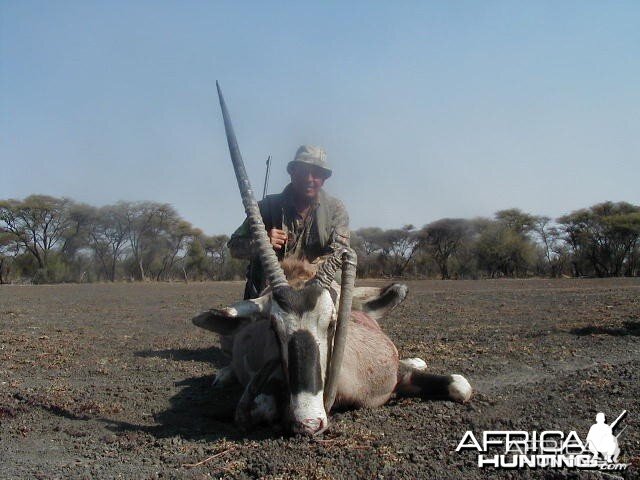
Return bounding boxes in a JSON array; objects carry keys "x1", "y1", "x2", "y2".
[{"x1": 292, "y1": 417, "x2": 326, "y2": 436}]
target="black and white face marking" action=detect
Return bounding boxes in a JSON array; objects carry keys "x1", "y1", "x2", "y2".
[
  {"x1": 270, "y1": 284, "x2": 336, "y2": 435},
  {"x1": 288, "y1": 330, "x2": 322, "y2": 395},
  {"x1": 272, "y1": 284, "x2": 327, "y2": 317}
]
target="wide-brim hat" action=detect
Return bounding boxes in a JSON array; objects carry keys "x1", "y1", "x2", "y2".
[{"x1": 286, "y1": 145, "x2": 332, "y2": 179}]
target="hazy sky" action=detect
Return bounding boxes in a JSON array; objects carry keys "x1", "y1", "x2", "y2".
[{"x1": 2, "y1": 1, "x2": 639, "y2": 235}]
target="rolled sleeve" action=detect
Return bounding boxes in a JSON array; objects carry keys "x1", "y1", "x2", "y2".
[{"x1": 227, "y1": 217, "x2": 254, "y2": 260}]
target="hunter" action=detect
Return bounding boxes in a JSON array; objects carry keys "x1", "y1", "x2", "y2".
[{"x1": 228, "y1": 145, "x2": 350, "y2": 299}]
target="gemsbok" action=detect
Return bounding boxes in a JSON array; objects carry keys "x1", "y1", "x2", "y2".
[{"x1": 192, "y1": 83, "x2": 472, "y2": 436}]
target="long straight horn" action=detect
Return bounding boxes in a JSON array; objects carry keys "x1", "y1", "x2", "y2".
[{"x1": 216, "y1": 82, "x2": 288, "y2": 289}]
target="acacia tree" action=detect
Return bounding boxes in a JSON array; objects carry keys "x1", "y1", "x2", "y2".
[
  {"x1": 599, "y1": 208, "x2": 640, "y2": 276},
  {"x1": 60, "y1": 203, "x2": 93, "y2": 258},
  {"x1": 532, "y1": 216, "x2": 568, "y2": 277},
  {"x1": 122, "y1": 201, "x2": 175, "y2": 280},
  {"x1": 154, "y1": 218, "x2": 195, "y2": 281},
  {"x1": 352, "y1": 227, "x2": 387, "y2": 277},
  {"x1": 419, "y1": 218, "x2": 470, "y2": 279},
  {"x1": 495, "y1": 208, "x2": 536, "y2": 235},
  {"x1": 0, "y1": 232, "x2": 18, "y2": 284},
  {"x1": 184, "y1": 230, "x2": 208, "y2": 280},
  {"x1": 204, "y1": 234, "x2": 232, "y2": 279},
  {"x1": 353, "y1": 226, "x2": 419, "y2": 277},
  {"x1": 123, "y1": 202, "x2": 152, "y2": 280},
  {"x1": 183, "y1": 233, "x2": 238, "y2": 280},
  {"x1": 474, "y1": 213, "x2": 538, "y2": 278},
  {"x1": 354, "y1": 227, "x2": 386, "y2": 257},
  {"x1": 626, "y1": 242, "x2": 640, "y2": 277},
  {"x1": 557, "y1": 212, "x2": 590, "y2": 277},
  {"x1": 87, "y1": 205, "x2": 129, "y2": 281},
  {"x1": 558, "y1": 202, "x2": 640, "y2": 277},
  {"x1": 374, "y1": 225, "x2": 420, "y2": 277},
  {"x1": 0, "y1": 195, "x2": 74, "y2": 280}
]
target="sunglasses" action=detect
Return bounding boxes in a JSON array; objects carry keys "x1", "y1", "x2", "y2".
[{"x1": 293, "y1": 165, "x2": 327, "y2": 179}]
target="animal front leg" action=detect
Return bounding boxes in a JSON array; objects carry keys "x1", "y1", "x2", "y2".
[
  {"x1": 212, "y1": 365, "x2": 238, "y2": 389},
  {"x1": 234, "y1": 358, "x2": 281, "y2": 430}
]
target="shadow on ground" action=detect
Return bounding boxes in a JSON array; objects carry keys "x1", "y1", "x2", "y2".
[
  {"x1": 98, "y1": 346, "x2": 280, "y2": 441},
  {"x1": 99, "y1": 346, "x2": 248, "y2": 440},
  {"x1": 101, "y1": 374, "x2": 253, "y2": 441},
  {"x1": 135, "y1": 346, "x2": 229, "y2": 368},
  {"x1": 571, "y1": 320, "x2": 640, "y2": 337},
  {"x1": 14, "y1": 346, "x2": 277, "y2": 441}
]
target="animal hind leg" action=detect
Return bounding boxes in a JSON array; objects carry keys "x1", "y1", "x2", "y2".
[
  {"x1": 400, "y1": 357, "x2": 427, "y2": 370},
  {"x1": 396, "y1": 358, "x2": 472, "y2": 403}
]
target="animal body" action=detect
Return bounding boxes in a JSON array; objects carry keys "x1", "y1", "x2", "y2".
[{"x1": 193, "y1": 260, "x2": 472, "y2": 435}]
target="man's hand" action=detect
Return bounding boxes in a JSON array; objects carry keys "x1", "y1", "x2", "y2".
[{"x1": 268, "y1": 228, "x2": 287, "y2": 250}]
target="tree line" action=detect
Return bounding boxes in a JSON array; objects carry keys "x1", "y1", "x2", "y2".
[
  {"x1": 0, "y1": 196, "x2": 243, "y2": 284},
  {"x1": 1, "y1": 195, "x2": 639, "y2": 284}
]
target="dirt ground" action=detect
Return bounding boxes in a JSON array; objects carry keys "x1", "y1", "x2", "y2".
[{"x1": 1, "y1": 278, "x2": 639, "y2": 479}]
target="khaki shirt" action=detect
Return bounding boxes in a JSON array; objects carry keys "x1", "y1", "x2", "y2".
[{"x1": 228, "y1": 184, "x2": 350, "y2": 295}]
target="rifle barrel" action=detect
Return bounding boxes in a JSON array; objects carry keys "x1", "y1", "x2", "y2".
[{"x1": 262, "y1": 155, "x2": 271, "y2": 199}]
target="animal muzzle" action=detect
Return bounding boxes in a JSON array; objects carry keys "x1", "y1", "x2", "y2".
[
  {"x1": 291, "y1": 416, "x2": 327, "y2": 436},
  {"x1": 289, "y1": 391, "x2": 329, "y2": 436}
]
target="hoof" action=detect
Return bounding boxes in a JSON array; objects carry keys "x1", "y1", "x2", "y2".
[
  {"x1": 449, "y1": 374, "x2": 473, "y2": 403},
  {"x1": 400, "y1": 357, "x2": 427, "y2": 370},
  {"x1": 212, "y1": 365, "x2": 236, "y2": 389}
]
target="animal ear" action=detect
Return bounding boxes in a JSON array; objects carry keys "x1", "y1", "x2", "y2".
[
  {"x1": 192, "y1": 295, "x2": 271, "y2": 335},
  {"x1": 192, "y1": 308, "x2": 251, "y2": 335}
]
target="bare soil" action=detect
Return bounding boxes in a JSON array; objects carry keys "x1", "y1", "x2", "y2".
[{"x1": 1, "y1": 278, "x2": 639, "y2": 479}]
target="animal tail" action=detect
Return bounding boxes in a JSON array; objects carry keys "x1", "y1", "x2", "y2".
[{"x1": 395, "y1": 358, "x2": 472, "y2": 403}]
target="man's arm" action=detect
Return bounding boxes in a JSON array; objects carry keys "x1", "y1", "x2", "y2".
[
  {"x1": 227, "y1": 197, "x2": 285, "y2": 259},
  {"x1": 227, "y1": 217, "x2": 254, "y2": 260}
]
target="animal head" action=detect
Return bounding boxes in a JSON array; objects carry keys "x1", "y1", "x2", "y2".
[
  {"x1": 269, "y1": 282, "x2": 337, "y2": 434},
  {"x1": 193, "y1": 260, "x2": 351, "y2": 435}
]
